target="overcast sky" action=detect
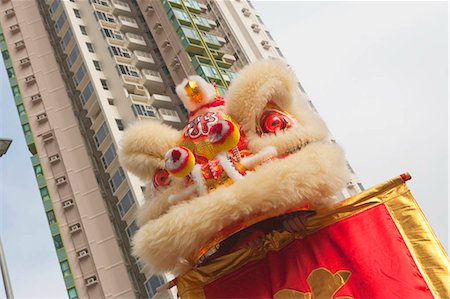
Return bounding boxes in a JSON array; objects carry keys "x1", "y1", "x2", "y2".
[{"x1": 1, "y1": 1, "x2": 448, "y2": 298}]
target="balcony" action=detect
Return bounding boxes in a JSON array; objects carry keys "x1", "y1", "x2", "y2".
[
  {"x1": 128, "y1": 92, "x2": 150, "y2": 104},
  {"x1": 201, "y1": 32, "x2": 221, "y2": 49},
  {"x1": 131, "y1": 50, "x2": 155, "y2": 69},
  {"x1": 150, "y1": 94, "x2": 173, "y2": 108},
  {"x1": 111, "y1": 0, "x2": 132, "y2": 16},
  {"x1": 141, "y1": 69, "x2": 164, "y2": 92},
  {"x1": 178, "y1": 27, "x2": 205, "y2": 55},
  {"x1": 118, "y1": 15, "x2": 140, "y2": 33},
  {"x1": 158, "y1": 108, "x2": 181, "y2": 124},
  {"x1": 183, "y1": 0, "x2": 202, "y2": 13},
  {"x1": 191, "y1": 15, "x2": 211, "y2": 31},
  {"x1": 117, "y1": 66, "x2": 141, "y2": 90},
  {"x1": 125, "y1": 33, "x2": 147, "y2": 50},
  {"x1": 91, "y1": 0, "x2": 110, "y2": 12}
]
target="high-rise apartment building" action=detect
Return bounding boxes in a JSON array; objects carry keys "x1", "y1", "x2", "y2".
[{"x1": 1, "y1": 0, "x2": 363, "y2": 298}]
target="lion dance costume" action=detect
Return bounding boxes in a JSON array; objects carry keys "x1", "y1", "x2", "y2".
[{"x1": 120, "y1": 60, "x2": 449, "y2": 299}]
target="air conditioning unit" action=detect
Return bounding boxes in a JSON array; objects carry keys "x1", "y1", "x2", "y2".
[
  {"x1": 56, "y1": 176, "x2": 67, "y2": 185},
  {"x1": 85, "y1": 276, "x2": 98, "y2": 287},
  {"x1": 19, "y1": 57, "x2": 30, "y2": 66},
  {"x1": 171, "y1": 58, "x2": 180, "y2": 69},
  {"x1": 161, "y1": 40, "x2": 171, "y2": 50},
  {"x1": 25, "y1": 75, "x2": 36, "y2": 84},
  {"x1": 62, "y1": 199, "x2": 74, "y2": 208},
  {"x1": 241, "y1": 8, "x2": 251, "y2": 17},
  {"x1": 14, "y1": 40, "x2": 25, "y2": 49},
  {"x1": 5, "y1": 8, "x2": 15, "y2": 17},
  {"x1": 36, "y1": 113, "x2": 47, "y2": 122},
  {"x1": 216, "y1": 36, "x2": 226, "y2": 45},
  {"x1": 70, "y1": 223, "x2": 82, "y2": 233},
  {"x1": 347, "y1": 181, "x2": 355, "y2": 188},
  {"x1": 260, "y1": 40, "x2": 270, "y2": 49},
  {"x1": 144, "y1": 5, "x2": 154, "y2": 13},
  {"x1": 77, "y1": 249, "x2": 89, "y2": 259},
  {"x1": 31, "y1": 93, "x2": 42, "y2": 103},
  {"x1": 42, "y1": 131, "x2": 54, "y2": 142},
  {"x1": 134, "y1": 85, "x2": 145, "y2": 96},
  {"x1": 9, "y1": 24, "x2": 20, "y2": 32},
  {"x1": 251, "y1": 23, "x2": 260, "y2": 32},
  {"x1": 153, "y1": 23, "x2": 162, "y2": 32},
  {"x1": 49, "y1": 154, "x2": 60, "y2": 163}
]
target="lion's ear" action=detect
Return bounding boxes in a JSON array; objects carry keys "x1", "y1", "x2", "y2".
[
  {"x1": 225, "y1": 59, "x2": 299, "y2": 131},
  {"x1": 119, "y1": 120, "x2": 180, "y2": 182}
]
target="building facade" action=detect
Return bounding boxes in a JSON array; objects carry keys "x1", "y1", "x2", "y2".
[{"x1": 0, "y1": 0, "x2": 363, "y2": 298}]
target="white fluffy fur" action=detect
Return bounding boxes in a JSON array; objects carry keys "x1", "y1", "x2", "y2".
[
  {"x1": 131, "y1": 60, "x2": 350, "y2": 274},
  {"x1": 119, "y1": 120, "x2": 180, "y2": 182},
  {"x1": 225, "y1": 59, "x2": 329, "y2": 154},
  {"x1": 133, "y1": 142, "x2": 349, "y2": 273},
  {"x1": 175, "y1": 75, "x2": 217, "y2": 112}
]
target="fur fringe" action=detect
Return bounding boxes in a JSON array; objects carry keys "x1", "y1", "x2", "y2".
[{"x1": 132, "y1": 142, "x2": 349, "y2": 273}]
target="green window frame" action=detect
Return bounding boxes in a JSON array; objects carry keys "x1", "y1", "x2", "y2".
[
  {"x1": 40, "y1": 187, "x2": 50, "y2": 201},
  {"x1": 67, "y1": 287, "x2": 77, "y2": 299},
  {"x1": 53, "y1": 234, "x2": 63, "y2": 249}
]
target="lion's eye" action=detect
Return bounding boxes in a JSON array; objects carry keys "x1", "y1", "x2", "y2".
[
  {"x1": 259, "y1": 110, "x2": 294, "y2": 134},
  {"x1": 153, "y1": 169, "x2": 171, "y2": 189}
]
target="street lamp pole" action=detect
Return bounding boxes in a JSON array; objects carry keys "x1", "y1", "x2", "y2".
[{"x1": 0, "y1": 138, "x2": 14, "y2": 299}]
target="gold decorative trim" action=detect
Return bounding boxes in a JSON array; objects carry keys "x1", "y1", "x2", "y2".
[{"x1": 384, "y1": 184, "x2": 450, "y2": 298}]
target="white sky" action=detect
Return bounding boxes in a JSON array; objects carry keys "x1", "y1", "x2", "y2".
[{"x1": 1, "y1": 1, "x2": 448, "y2": 298}]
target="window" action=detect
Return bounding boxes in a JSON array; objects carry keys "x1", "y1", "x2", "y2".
[
  {"x1": 159, "y1": 108, "x2": 179, "y2": 118},
  {"x1": 40, "y1": 187, "x2": 50, "y2": 201},
  {"x1": 12, "y1": 85, "x2": 20, "y2": 98},
  {"x1": 17, "y1": 104, "x2": 26, "y2": 116},
  {"x1": 110, "y1": 167, "x2": 126, "y2": 192},
  {"x1": 67, "y1": 46, "x2": 80, "y2": 68},
  {"x1": 1, "y1": 50, "x2": 9, "y2": 61},
  {"x1": 265, "y1": 30, "x2": 274, "y2": 41},
  {"x1": 101, "y1": 143, "x2": 117, "y2": 169},
  {"x1": 145, "y1": 275, "x2": 165, "y2": 298},
  {"x1": 55, "y1": 11, "x2": 67, "y2": 34},
  {"x1": 117, "y1": 190, "x2": 135, "y2": 216},
  {"x1": 86, "y1": 42, "x2": 94, "y2": 53},
  {"x1": 60, "y1": 28, "x2": 73, "y2": 50},
  {"x1": 60, "y1": 261, "x2": 71, "y2": 277},
  {"x1": 34, "y1": 164, "x2": 43, "y2": 176},
  {"x1": 67, "y1": 288, "x2": 77, "y2": 299},
  {"x1": 101, "y1": 28, "x2": 123, "y2": 40},
  {"x1": 357, "y1": 183, "x2": 365, "y2": 191},
  {"x1": 53, "y1": 234, "x2": 63, "y2": 249},
  {"x1": 115, "y1": 119, "x2": 124, "y2": 131},
  {"x1": 92, "y1": 0, "x2": 109, "y2": 7},
  {"x1": 93, "y1": 60, "x2": 101, "y2": 71},
  {"x1": 80, "y1": 82, "x2": 94, "y2": 105},
  {"x1": 131, "y1": 104, "x2": 156, "y2": 118},
  {"x1": 100, "y1": 79, "x2": 109, "y2": 90},
  {"x1": 116, "y1": 64, "x2": 139, "y2": 77},
  {"x1": 108, "y1": 46, "x2": 130, "y2": 58},
  {"x1": 275, "y1": 47, "x2": 284, "y2": 58},
  {"x1": 94, "y1": 11, "x2": 115, "y2": 23},
  {"x1": 49, "y1": 0, "x2": 61, "y2": 16},
  {"x1": 94, "y1": 122, "x2": 109, "y2": 147},
  {"x1": 6, "y1": 68, "x2": 15, "y2": 79},
  {"x1": 73, "y1": 9, "x2": 81, "y2": 18},
  {"x1": 73, "y1": 64, "x2": 87, "y2": 86},
  {"x1": 79, "y1": 25, "x2": 87, "y2": 35},
  {"x1": 47, "y1": 210, "x2": 56, "y2": 225},
  {"x1": 256, "y1": 15, "x2": 264, "y2": 24},
  {"x1": 22, "y1": 123, "x2": 31, "y2": 135},
  {"x1": 126, "y1": 221, "x2": 139, "y2": 239}
]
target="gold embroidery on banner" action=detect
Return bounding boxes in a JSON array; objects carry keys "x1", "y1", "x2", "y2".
[{"x1": 273, "y1": 267, "x2": 352, "y2": 299}]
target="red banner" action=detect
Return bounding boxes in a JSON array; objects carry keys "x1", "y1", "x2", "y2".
[{"x1": 176, "y1": 176, "x2": 449, "y2": 299}]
